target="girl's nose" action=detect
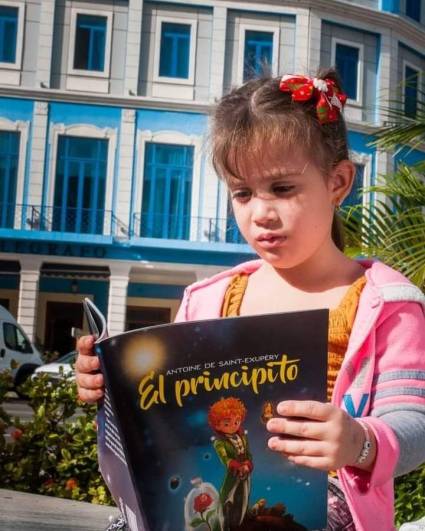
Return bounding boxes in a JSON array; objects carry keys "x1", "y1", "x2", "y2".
[{"x1": 251, "y1": 197, "x2": 279, "y2": 225}]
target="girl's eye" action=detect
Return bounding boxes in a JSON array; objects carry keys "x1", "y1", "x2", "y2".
[
  {"x1": 231, "y1": 190, "x2": 251, "y2": 202},
  {"x1": 272, "y1": 184, "x2": 295, "y2": 195}
]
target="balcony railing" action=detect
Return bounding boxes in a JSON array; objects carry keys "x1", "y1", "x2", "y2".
[
  {"x1": 4, "y1": 204, "x2": 126, "y2": 237},
  {"x1": 1, "y1": 204, "x2": 245, "y2": 244},
  {"x1": 132, "y1": 212, "x2": 245, "y2": 244}
]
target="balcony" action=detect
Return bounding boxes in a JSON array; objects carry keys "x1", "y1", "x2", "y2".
[
  {"x1": 132, "y1": 212, "x2": 245, "y2": 244},
  {"x1": 0, "y1": 204, "x2": 245, "y2": 245}
]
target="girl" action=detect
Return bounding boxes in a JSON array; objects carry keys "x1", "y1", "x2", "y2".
[{"x1": 76, "y1": 69, "x2": 425, "y2": 531}]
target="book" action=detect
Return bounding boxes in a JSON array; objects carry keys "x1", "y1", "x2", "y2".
[{"x1": 83, "y1": 298, "x2": 329, "y2": 531}]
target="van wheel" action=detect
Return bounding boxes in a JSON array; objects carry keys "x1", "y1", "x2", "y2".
[{"x1": 14, "y1": 365, "x2": 37, "y2": 398}]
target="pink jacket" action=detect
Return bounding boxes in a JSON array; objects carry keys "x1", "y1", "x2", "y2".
[{"x1": 175, "y1": 259, "x2": 425, "y2": 531}]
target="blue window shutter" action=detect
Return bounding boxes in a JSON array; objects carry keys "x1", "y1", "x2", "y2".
[
  {"x1": 0, "y1": 131, "x2": 19, "y2": 228},
  {"x1": 74, "y1": 14, "x2": 107, "y2": 71},
  {"x1": 142, "y1": 143, "x2": 193, "y2": 239},
  {"x1": 0, "y1": 6, "x2": 18, "y2": 63},
  {"x1": 335, "y1": 43, "x2": 359, "y2": 100},
  {"x1": 404, "y1": 65, "x2": 419, "y2": 118},
  {"x1": 243, "y1": 30, "x2": 274, "y2": 82},
  {"x1": 343, "y1": 163, "x2": 364, "y2": 208},
  {"x1": 54, "y1": 136, "x2": 108, "y2": 234},
  {"x1": 406, "y1": 0, "x2": 421, "y2": 21},
  {"x1": 159, "y1": 22, "x2": 191, "y2": 78}
]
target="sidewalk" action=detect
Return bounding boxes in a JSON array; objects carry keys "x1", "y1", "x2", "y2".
[{"x1": 0, "y1": 488, "x2": 121, "y2": 531}]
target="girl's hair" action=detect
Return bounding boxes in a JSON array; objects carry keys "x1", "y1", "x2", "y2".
[{"x1": 211, "y1": 67, "x2": 349, "y2": 250}]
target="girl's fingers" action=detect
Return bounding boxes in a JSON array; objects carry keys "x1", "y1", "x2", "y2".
[
  {"x1": 286, "y1": 455, "x2": 331, "y2": 471},
  {"x1": 268, "y1": 436, "x2": 327, "y2": 457},
  {"x1": 75, "y1": 352, "x2": 100, "y2": 373},
  {"x1": 77, "y1": 387, "x2": 104, "y2": 404},
  {"x1": 277, "y1": 400, "x2": 334, "y2": 421},
  {"x1": 76, "y1": 335, "x2": 95, "y2": 356},
  {"x1": 76, "y1": 371, "x2": 104, "y2": 391},
  {"x1": 266, "y1": 417, "x2": 325, "y2": 440}
]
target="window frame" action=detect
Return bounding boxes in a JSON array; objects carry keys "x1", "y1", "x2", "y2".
[
  {"x1": 402, "y1": 60, "x2": 422, "y2": 118},
  {"x1": 405, "y1": 0, "x2": 421, "y2": 22},
  {"x1": 0, "y1": 117, "x2": 29, "y2": 228},
  {"x1": 68, "y1": 8, "x2": 113, "y2": 79},
  {"x1": 135, "y1": 130, "x2": 202, "y2": 240},
  {"x1": 0, "y1": 1, "x2": 25, "y2": 71},
  {"x1": 347, "y1": 151, "x2": 372, "y2": 209},
  {"x1": 331, "y1": 37, "x2": 364, "y2": 107},
  {"x1": 47, "y1": 123, "x2": 117, "y2": 234},
  {"x1": 237, "y1": 23, "x2": 280, "y2": 85},
  {"x1": 153, "y1": 16, "x2": 198, "y2": 86}
]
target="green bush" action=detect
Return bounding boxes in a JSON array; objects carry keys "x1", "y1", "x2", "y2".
[
  {"x1": 0, "y1": 368, "x2": 113, "y2": 506},
  {"x1": 395, "y1": 464, "x2": 425, "y2": 528}
]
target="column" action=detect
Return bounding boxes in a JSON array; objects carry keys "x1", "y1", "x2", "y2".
[
  {"x1": 209, "y1": 6, "x2": 227, "y2": 103},
  {"x1": 115, "y1": 109, "x2": 136, "y2": 236},
  {"x1": 294, "y1": 9, "x2": 322, "y2": 75},
  {"x1": 107, "y1": 263, "x2": 132, "y2": 337},
  {"x1": 17, "y1": 257, "x2": 42, "y2": 342},
  {"x1": 27, "y1": 102, "x2": 49, "y2": 207},
  {"x1": 124, "y1": 0, "x2": 144, "y2": 95},
  {"x1": 36, "y1": 0, "x2": 55, "y2": 88}
]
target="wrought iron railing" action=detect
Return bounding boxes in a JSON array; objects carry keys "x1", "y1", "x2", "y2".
[
  {"x1": 1, "y1": 204, "x2": 245, "y2": 244},
  {"x1": 132, "y1": 212, "x2": 245, "y2": 244}
]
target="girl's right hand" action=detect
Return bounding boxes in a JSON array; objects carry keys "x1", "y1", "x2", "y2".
[{"x1": 75, "y1": 335, "x2": 104, "y2": 403}]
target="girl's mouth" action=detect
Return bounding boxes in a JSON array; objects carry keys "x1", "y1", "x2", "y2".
[{"x1": 255, "y1": 235, "x2": 287, "y2": 249}]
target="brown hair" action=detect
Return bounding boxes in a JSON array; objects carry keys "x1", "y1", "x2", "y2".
[{"x1": 210, "y1": 68, "x2": 349, "y2": 250}]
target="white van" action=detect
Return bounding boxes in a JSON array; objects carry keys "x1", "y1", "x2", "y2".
[{"x1": 0, "y1": 304, "x2": 43, "y2": 391}]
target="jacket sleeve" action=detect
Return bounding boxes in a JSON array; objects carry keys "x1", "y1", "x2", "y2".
[
  {"x1": 174, "y1": 287, "x2": 191, "y2": 323},
  {"x1": 343, "y1": 301, "x2": 425, "y2": 492}
]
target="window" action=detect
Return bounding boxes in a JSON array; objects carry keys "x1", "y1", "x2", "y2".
[
  {"x1": 226, "y1": 197, "x2": 245, "y2": 244},
  {"x1": 0, "y1": 5, "x2": 18, "y2": 63},
  {"x1": 406, "y1": 0, "x2": 421, "y2": 22},
  {"x1": 333, "y1": 41, "x2": 362, "y2": 102},
  {"x1": 74, "y1": 14, "x2": 107, "y2": 71},
  {"x1": 141, "y1": 143, "x2": 193, "y2": 240},
  {"x1": 404, "y1": 64, "x2": 420, "y2": 118},
  {"x1": 343, "y1": 164, "x2": 365, "y2": 208},
  {"x1": 3, "y1": 322, "x2": 33, "y2": 353},
  {"x1": 159, "y1": 22, "x2": 191, "y2": 79},
  {"x1": 243, "y1": 30, "x2": 274, "y2": 82},
  {"x1": 53, "y1": 136, "x2": 108, "y2": 234},
  {"x1": 0, "y1": 130, "x2": 19, "y2": 228},
  {"x1": 126, "y1": 306, "x2": 171, "y2": 331}
]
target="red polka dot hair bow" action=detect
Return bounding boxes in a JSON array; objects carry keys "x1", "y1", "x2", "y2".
[{"x1": 279, "y1": 75, "x2": 348, "y2": 124}]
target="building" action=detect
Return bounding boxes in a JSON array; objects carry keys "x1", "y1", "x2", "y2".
[{"x1": 0, "y1": 0, "x2": 424, "y2": 355}]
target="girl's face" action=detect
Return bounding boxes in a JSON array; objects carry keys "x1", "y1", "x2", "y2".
[{"x1": 228, "y1": 149, "x2": 344, "y2": 271}]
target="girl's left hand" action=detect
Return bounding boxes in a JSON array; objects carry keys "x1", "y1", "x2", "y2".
[{"x1": 266, "y1": 400, "x2": 374, "y2": 471}]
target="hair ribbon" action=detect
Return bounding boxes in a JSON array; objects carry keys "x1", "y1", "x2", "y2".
[{"x1": 279, "y1": 75, "x2": 348, "y2": 124}]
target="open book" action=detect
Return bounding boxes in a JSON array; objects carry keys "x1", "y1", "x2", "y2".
[{"x1": 83, "y1": 298, "x2": 329, "y2": 531}]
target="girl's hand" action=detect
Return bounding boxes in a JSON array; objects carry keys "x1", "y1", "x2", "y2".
[
  {"x1": 75, "y1": 335, "x2": 104, "y2": 403},
  {"x1": 266, "y1": 400, "x2": 376, "y2": 472}
]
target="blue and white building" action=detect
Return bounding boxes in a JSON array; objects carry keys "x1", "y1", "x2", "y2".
[{"x1": 0, "y1": 0, "x2": 424, "y2": 354}]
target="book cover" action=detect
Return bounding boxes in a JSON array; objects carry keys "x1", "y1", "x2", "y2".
[{"x1": 83, "y1": 299, "x2": 329, "y2": 531}]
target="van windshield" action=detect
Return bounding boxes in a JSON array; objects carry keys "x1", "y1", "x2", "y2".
[{"x1": 3, "y1": 323, "x2": 33, "y2": 353}]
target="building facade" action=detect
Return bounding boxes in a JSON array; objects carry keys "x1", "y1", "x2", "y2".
[{"x1": 0, "y1": 0, "x2": 424, "y2": 354}]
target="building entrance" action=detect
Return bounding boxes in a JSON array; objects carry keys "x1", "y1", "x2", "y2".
[{"x1": 44, "y1": 301, "x2": 84, "y2": 356}]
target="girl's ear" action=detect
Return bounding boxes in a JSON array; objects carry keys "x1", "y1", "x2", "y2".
[{"x1": 328, "y1": 160, "x2": 356, "y2": 205}]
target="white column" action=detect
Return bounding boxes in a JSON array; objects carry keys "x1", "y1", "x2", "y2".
[
  {"x1": 124, "y1": 0, "x2": 144, "y2": 95},
  {"x1": 36, "y1": 0, "x2": 55, "y2": 88},
  {"x1": 116, "y1": 110, "x2": 136, "y2": 235},
  {"x1": 107, "y1": 264, "x2": 132, "y2": 337},
  {"x1": 27, "y1": 102, "x2": 49, "y2": 207},
  {"x1": 17, "y1": 258, "x2": 42, "y2": 342},
  {"x1": 294, "y1": 8, "x2": 321, "y2": 75},
  {"x1": 209, "y1": 6, "x2": 227, "y2": 102}
]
